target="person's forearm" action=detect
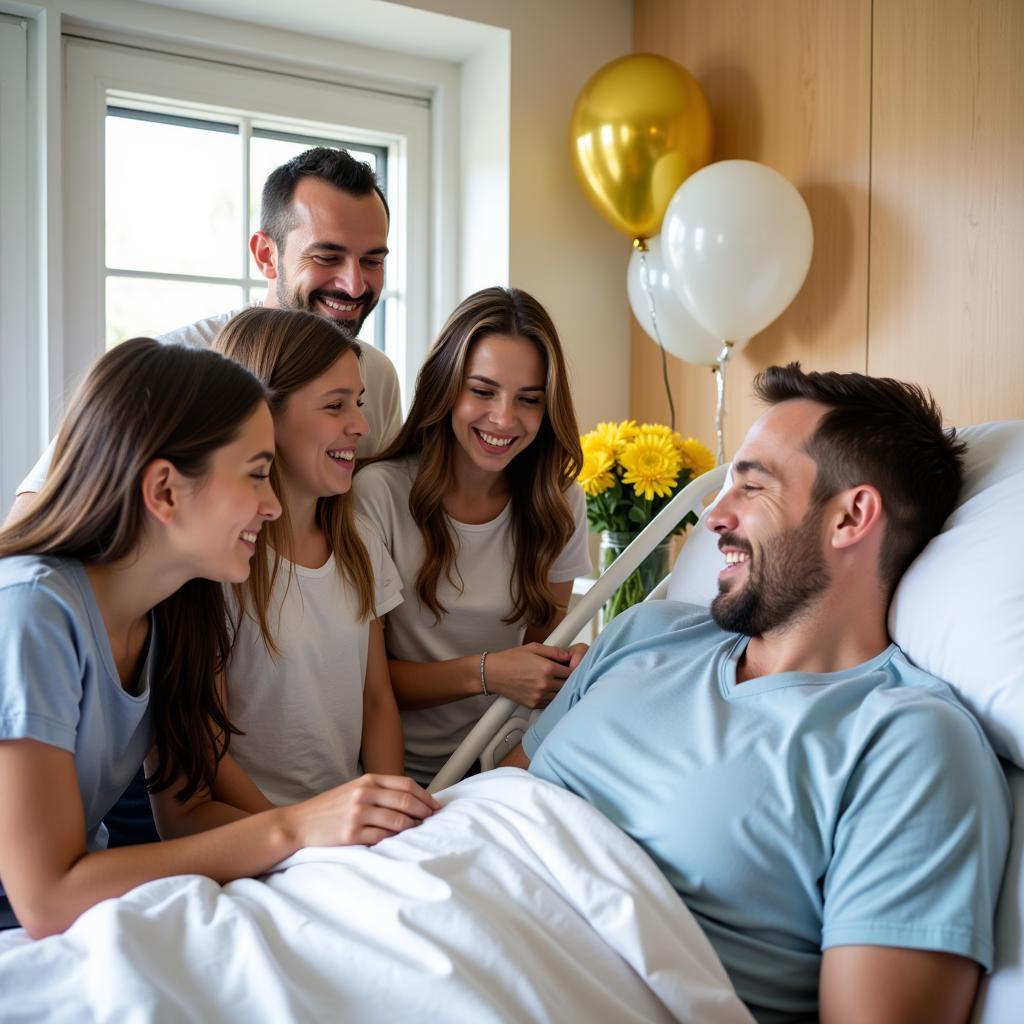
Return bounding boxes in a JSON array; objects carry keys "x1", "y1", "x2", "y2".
[
  {"x1": 361, "y1": 697, "x2": 405, "y2": 776},
  {"x1": 24, "y1": 806, "x2": 300, "y2": 939},
  {"x1": 154, "y1": 797, "x2": 255, "y2": 838},
  {"x1": 388, "y1": 655, "x2": 484, "y2": 709}
]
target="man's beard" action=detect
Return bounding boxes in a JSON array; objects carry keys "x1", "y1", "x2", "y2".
[
  {"x1": 277, "y1": 267, "x2": 377, "y2": 337},
  {"x1": 710, "y1": 503, "x2": 832, "y2": 637}
]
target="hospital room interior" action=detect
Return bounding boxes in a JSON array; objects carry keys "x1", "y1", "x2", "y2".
[{"x1": 0, "y1": 0, "x2": 1022, "y2": 1021}]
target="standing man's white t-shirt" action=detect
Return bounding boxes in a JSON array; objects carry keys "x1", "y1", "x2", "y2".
[
  {"x1": 16, "y1": 309, "x2": 402, "y2": 494},
  {"x1": 353, "y1": 455, "x2": 592, "y2": 784}
]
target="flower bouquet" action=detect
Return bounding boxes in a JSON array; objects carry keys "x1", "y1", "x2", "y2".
[{"x1": 578, "y1": 421, "x2": 715, "y2": 625}]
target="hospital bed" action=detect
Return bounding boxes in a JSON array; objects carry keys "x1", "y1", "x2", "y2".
[
  {"x1": 0, "y1": 421, "x2": 1019, "y2": 1023},
  {"x1": 434, "y1": 417, "x2": 1024, "y2": 1024}
]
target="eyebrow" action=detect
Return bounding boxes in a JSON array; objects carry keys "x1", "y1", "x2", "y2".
[
  {"x1": 304, "y1": 241, "x2": 389, "y2": 257},
  {"x1": 732, "y1": 459, "x2": 779, "y2": 479},
  {"x1": 468, "y1": 374, "x2": 545, "y2": 393},
  {"x1": 323, "y1": 386, "x2": 366, "y2": 398},
  {"x1": 248, "y1": 451, "x2": 275, "y2": 464}
]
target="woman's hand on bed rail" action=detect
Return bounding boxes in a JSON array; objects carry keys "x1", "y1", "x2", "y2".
[
  {"x1": 280, "y1": 774, "x2": 442, "y2": 849},
  {"x1": 482, "y1": 642, "x2": 587, "y2": 709}
]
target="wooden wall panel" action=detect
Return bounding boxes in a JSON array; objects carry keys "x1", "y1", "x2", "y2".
[
  {"x1": 631, "y1": 0, "x2": 871, "y2": 455},
  {"x1": 868, "y1": 0, "x2": 1024, "y2": 423}
]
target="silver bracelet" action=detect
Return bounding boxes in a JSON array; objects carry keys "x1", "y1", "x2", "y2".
[{"x1": 479, "y1": 651, "x2": 490, "y2": 696}]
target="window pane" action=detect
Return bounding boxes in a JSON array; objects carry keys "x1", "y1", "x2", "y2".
[
  {"x1": 106, "y1": 277, "x2": 243, "y2": 349},
  {"x1": 106, "y1": 112, "x2": 241, "y2": 277}
]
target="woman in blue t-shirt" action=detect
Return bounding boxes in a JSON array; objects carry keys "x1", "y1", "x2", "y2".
[{"x1": 0, "y1": 338, "x2": 438, "y2": 938}]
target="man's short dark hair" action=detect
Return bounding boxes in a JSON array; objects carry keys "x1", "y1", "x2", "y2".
[
  {"x1": 260, "y1": 146, "x2": 389, "y2": 251},
  {"x1": 753, "y1": 362, "x2": 967, "y2": 590}
]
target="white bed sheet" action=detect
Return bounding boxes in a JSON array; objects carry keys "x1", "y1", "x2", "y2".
[{"x1": 0, "y1": 769, "x2": 753, "y2": 1024}]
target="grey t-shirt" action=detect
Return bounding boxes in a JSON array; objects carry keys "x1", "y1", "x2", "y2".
[
  {"x1": 16, "y1": 309, "x2": 403, "y2": 494},
  {"x1": 0, "y1": 555, "x2": 154, "y2": 928}
]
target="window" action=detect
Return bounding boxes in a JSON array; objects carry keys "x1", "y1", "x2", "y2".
[
  {"x1": 64, "y1": 36, "x2": 431, "y2": 405},
  {"x1": 104, "y1": 107, "x2": 388, "y2": 351}
]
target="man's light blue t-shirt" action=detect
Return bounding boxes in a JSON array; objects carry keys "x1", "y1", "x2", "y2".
[
  {"x1": 0, "y1": 556, "x2": 154, "y2": 928},
  {"x1": 524, "y1": 601, "x2": 1010, "y2": 1024}
]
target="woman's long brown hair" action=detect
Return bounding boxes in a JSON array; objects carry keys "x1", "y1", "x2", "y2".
[
  {"x1": 0, "y1": 339, "x2": 268, "y2": 801},
  {"x1": 214, "y1": 307, "x2": 375, "y2": 655},
  {"x1": 360, "y1": 286, "x2": 582, "y2": 626}
]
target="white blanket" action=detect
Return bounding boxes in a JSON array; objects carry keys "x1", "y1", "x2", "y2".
[{"x1": 0, "y1": 769, "x2": 753, "y2": 1023}]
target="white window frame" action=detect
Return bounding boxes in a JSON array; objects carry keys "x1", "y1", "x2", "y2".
[
  {"x1": 0, "y1": 14, "x2": 35, "y2": 520},
  {"x1": 63, "y1": 35, "x2": 431, "y2": 404}
]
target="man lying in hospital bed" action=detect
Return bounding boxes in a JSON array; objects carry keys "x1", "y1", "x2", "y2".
[
  {"x1": 503, "y1": 364, "x2": 1011, "y2": 1024},
  {"x1": 0, "y1": 365, "x2": 1019, "y2": 1024}
]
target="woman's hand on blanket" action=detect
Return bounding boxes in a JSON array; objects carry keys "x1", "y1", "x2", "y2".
[
  {"x1": 485, "y1": 643, "x2": 576, "y2": 708},
  {"x1": 566, "y1": 642, "x2": 589, "y2": 672},
  {"x1": 283, "y1": 774, "x2": 442, "y2": 848}
]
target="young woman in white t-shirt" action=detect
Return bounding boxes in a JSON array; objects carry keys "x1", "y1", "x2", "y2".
[
  {"x1": 213, "y1": 307, "x2": 407, "y2": 804},
  {"x1": 354, "y1": 287, "x2": 592, "y2": 784},
  {"x1": 0, "y1": 338, "x2": 437, "y2": 937}
]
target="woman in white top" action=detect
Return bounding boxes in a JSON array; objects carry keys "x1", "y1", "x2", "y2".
[
  {"x1": 354, "y1": 287, "x2": 591, "y2": 784},
  {"x1": 214, "y1": 308, "x2": 406, "y2": 803}
]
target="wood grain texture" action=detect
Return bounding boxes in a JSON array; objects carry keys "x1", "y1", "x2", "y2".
[
  {"x1": 631, "y1": 0, "x2": 871, "y2": 454},
  {"x1": 868, "y1": 0, "x2": 1024, "y2": 423}
]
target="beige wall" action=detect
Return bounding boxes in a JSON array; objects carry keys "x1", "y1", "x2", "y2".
[
  {"x1": 397, "y1": 0, "x2": 635, "y2": 431},
  {"x1": 632, "y1": 0, "x2": 1024, "y2": 453}
]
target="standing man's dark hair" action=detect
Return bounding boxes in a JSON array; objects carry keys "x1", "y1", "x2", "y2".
[
  {"x1": 753, "y1": 362, "x2": 967, "y2": 589},
  {"x1": 260, "y1": 147, "x2": 390, "y2": 252}
]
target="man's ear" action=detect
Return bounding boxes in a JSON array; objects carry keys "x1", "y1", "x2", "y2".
[
  {"x1": 829, "y1": 485, "x2": 884, "y2": 550},
  {"x1": 140, "y1": 459, "x2": 181, "y2": 525},
  {"x1": 249, "y1": 231, "x2": 279, "y2": 281}
]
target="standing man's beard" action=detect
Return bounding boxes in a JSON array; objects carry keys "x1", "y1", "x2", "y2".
[
  {"x1": 710, "y1": 504, "x2": 832, "y2": 637},
  {"x1": 277, "y1": 269, "x2": 378, "y2": 337}
]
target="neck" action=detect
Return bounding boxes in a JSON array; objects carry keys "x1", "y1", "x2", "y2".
[
  {"x1": 449, "y1": 446, "x2": 510, "y2": 502},
  {"x1": 736, "y1": 588, "x2": 891, "y2": 683},
  {"x1": 279, "y1": 485, "x2": 330, "y2": 568}
]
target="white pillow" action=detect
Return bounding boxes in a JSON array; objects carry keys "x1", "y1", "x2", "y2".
[
  {"x1": 891, "y1": 420, "x2": 1024, "y2": 766},
  {"x1": 668, "y1": 422, "x2": 1024, "y2": 767}
]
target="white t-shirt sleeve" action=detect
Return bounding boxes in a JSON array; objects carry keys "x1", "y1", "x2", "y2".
[
  {"x1": 358, "y1": 344, "x2": 402, "y2": 456},
  {"x1": 16, "y1": 437, "x2": 56, "y2": 495},
  {"x1": 356, "y1": 513, "x2": 403, "y2": 617},
  {"x1": 550, "y1": 483, "x2": 592, "y2": 582}
]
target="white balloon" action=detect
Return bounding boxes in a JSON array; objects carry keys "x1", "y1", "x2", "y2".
[
  {"x1": 662, "y1": 160, "x2": 813, "y2": 342},
  {"x1": 627, "y1": 235, "x2": 746, "y2": 366}
]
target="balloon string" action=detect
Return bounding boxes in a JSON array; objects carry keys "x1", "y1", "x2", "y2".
[
  {"x1": 713, "y1": 341, "x2": 733, "y2": 466},
  {"x1": 637, "y1": 248, "x2": 676, "y2": 431}
]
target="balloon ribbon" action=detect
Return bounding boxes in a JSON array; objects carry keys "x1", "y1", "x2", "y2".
[
  {"x1": 713, "y1": 341, "x2": 733, "y2": 466},
  {"x1": 636, "y1": 244, "x2": 676, "y2": 431}
]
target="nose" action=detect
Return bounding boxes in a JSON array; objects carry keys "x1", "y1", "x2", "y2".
[
  {"x1": 488, "y1": 395, "x2": 516, "y2": 429},
  {"x1": 260, "y1": 480, "x2": 283, "y2": 522},
  {"x1": 348, "y1": 405, "x2": 370, "y2": 438},
  {"x1": 334, "y1": 259, "x2": 366, "y2": 299},
  {"x1": 705, "y1": 486, "x2": 738, "y2": 535}
]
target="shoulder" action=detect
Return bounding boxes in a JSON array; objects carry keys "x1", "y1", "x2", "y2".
[
  {"x1": 0, "y1": 555, "x2": 82, "y2": 617},
  {"x1": 156, "y1": 309, "x2": 241, "y2": 349},
  {"x1": 595, "y1": 600, "x2": 720, "y2": 654},
  {"x1": 357, "y1": 341, "x2": 396, "y2": 376},
  {"x1": 355, "y1": 456, "x2": 416, "y2": 496}
]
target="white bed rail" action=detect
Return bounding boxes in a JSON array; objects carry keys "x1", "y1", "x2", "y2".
[{"x1": 428, "y1": 463, "x2": 729, "y2": 792}]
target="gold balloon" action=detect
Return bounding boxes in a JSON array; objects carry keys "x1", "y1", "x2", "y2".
[{"x1": 570, "y1": 54, "x2": 713, "y2": 242}]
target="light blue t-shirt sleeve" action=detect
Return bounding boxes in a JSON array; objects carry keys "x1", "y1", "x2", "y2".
[
  {"x1": 0, "y1": 582, "x2": 83, "y2": 751},
  {"x1": 823, "y1": 693, "x2": 1010, "y2": 969}
]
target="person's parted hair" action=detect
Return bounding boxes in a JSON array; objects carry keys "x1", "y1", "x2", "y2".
[
  {"x1": 0, "y1": 339, "x2": 269, "y2": 802},
  {"x1": 753, "y1": 362, "x2": 967, "y2": 589},
  {"x1": 361, "y1": 286, "x2": 582, "y2": 629},
  {"x1": 214, "y1": 307, "x2": 376, "y2": 653},
  {"x1": 260, "y1": 146, "x2": 389, "y2": 251}
]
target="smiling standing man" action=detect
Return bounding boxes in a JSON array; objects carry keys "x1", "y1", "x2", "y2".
[
  {"x1": 502, "y1": 363, "x2": 1010, "y2": 1024},
  {"x1": 10, "y1": 147, "x2": 400, "y2": 522}
]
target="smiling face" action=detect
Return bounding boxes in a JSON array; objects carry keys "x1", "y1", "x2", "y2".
[
  {"x1": 272, "y1": 349, "x2": 368, "y2": 503},
  {"x1": 174, "y1": 402, "x2": 281, "y2": 583},
  {"x1": 707, "y1": 399, "x2": 833, "y2": 636},
  {"x1": 449, "y1": 333, "x2": 547, "y2": 479},
  {"x1": 264, "y1": 178, "x2": 389, "y2": 336}
]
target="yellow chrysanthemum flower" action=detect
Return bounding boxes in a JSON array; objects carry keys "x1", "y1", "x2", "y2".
[
  {"x1": 578, "y1": 444, "x2": 616, "y2": 496},
  {"x1": 620, "y1": 430, "x2": 682, "y2": 501},
  {"x1": 638, "y1": 422, "x2": 675, "y2": 441},
  {"x1": 589, "y1": 420, "x2": 637, "y2": 458},
  {"x1": 676, "y1": 436, "x2": 716, "y2": 478}
]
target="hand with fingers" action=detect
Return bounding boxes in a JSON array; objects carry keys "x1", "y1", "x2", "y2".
[
  {"x1": 282, "y1": 774, "x2": 442, "y2": 848},
  {"x1": 481, "y1": 643, "x2": 581, "y2": 708}
]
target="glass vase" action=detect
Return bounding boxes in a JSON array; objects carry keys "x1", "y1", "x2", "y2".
[{"x1": 597, "y1": 530, "x2": 673, "y2": 630}]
